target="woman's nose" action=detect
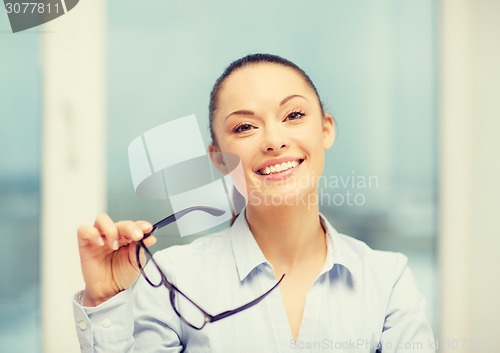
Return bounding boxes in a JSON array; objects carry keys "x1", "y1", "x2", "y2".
[{"x1": 260, "y1": 124, "x2": 289, "y2": 152}]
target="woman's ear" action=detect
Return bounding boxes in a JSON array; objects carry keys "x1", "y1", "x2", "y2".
[
  {"x1": 322, "y1": 113, "x2": 336, "y2": 150},
  {"x1": 208, "y1": 143, "x2": 229, "y2": 174}
]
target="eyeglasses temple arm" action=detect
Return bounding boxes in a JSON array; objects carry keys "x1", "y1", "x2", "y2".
[
  {"x1": 143, "y1": 206, "x2": 225, "y2": 239},
  {"x1": 208, "y1": 273, "x2": 286, "y2": 323}
]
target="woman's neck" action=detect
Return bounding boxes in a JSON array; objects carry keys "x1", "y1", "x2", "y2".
[{"x1": 245, "y1": 202, "x2": 326, "y2": 274}]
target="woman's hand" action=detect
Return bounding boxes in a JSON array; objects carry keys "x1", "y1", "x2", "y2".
[{"x1": 77, "y1": 214, "x2": 156, "y2": 307}]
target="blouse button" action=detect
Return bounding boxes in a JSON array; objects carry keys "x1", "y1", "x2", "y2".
[{"x1": 78, "y1": 321, "x2": 87, "y2": 331}]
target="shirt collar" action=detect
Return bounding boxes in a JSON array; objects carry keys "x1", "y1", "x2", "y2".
[
  {"x1": 229, "y1": 210, "x2": 269, "y2": 281},
  {"x1": 230, "y1": 210, "x2": 360, "y2": 282},
  {"x1": 319, "y1": 213, "x2": 360, "y2": 282}
]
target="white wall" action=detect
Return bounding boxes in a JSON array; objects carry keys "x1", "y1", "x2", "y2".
[
  {"x1": 40, "y1": 1, "x2": 106, "y2": 352},
  {"x1": 439, "y1": 0, "x2": 500, "y2": 351}
]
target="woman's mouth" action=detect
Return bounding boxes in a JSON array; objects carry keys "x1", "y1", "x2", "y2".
[{"x1": 255, "y1": 159, "x2": 304, "y2": 175}]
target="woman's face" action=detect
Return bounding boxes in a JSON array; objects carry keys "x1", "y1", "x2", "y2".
[{"x1": 209, "y1": 63, "x2": 335, "y2": 207}]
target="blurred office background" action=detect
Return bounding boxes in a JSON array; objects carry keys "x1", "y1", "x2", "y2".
[{"x1": 1, "y1": 0, "x2": 499, "y2": 352}]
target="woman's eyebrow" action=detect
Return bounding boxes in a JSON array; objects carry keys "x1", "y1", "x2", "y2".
[
  {"x1": 280, "y1": 94, "x2": 307, "y2": 106},
  {"x1": 225, "y1": 110, "x2": 254, "y2": 122},
  {"x1": 224, "y1": 95, "x2": 308, "y2": 122}
]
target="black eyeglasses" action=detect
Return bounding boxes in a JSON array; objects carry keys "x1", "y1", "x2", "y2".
[{"x1": 136, "y1": 206, "x2": 285, "y2": 330}]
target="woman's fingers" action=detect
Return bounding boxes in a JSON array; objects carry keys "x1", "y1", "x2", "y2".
[
  {"x1": 137, "y1": 220, "x2": 153, "y2": 235},
  {"x1": 93, "y1": 216, "x2": 150, "y2": 247},
  {"x1": 77, "y1": 224, "x2": 104, "y2": 247},
  {"x1": 115, "y1": 220, "x2": 142, "y2": 243},
  {"x1": 94, "y1": 213, "x2": 119, "y2": 249},
  {"x1": 80, "y1": 215, "x2": 154, "y2": 251},
  {"x1": 115, "y1": 220, "x2": 153, "y2": 244},
  {"x1": 142, "y1": 234, "x2": 157, "y2": 248},
  {"x1": 77, "y1": 215, "x2": 156, "y2": 305}
]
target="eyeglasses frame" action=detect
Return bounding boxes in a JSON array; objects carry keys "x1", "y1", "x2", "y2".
[{"x1": 135, "y1": 205, "x2": 285, "y2": 330}]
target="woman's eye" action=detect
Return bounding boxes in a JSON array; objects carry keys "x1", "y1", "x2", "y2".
[
  {"x1": 232, "y1": 123, "x2": 254, "y2": 134},
  {"x1": 285, "y1": 111, "x2": 306, "y2": 121}
]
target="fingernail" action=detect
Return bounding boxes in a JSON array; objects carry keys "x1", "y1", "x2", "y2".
[
  {"x1": 141, "y1": 223, "x2": 152, "y2": 231},
  {"x1": 112, "y1": 240, "x2": 119, "y2": 250},
  {"x1": 96, "y1": 237, "x2": 105, "y2": 246}
]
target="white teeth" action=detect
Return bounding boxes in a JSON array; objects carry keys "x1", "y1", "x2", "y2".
[{"x1": 258, "y1": 160, "x2": 300, "y2": 175}]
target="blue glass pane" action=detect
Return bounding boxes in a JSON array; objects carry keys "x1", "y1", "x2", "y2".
[
  {"x1": 107, "y1": 0, "x2": 437, "y2": 332},
  {"x1": 0, "y1": 15, "x2": 41, "y2": 353}
]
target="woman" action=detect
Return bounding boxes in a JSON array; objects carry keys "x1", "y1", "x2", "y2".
[{"x1": 74, "y1": 53, "x2": 435, "y2": 352}]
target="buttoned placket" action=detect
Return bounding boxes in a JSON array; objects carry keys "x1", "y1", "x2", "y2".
[
  {"x1": 259, "y1": 262, "x2": 326, "y2": 353},
  {"x1": 258, "y1": 263, "x2": 290, "y2": 353},
  {"x1": 260, "y1": 224, "x2": 334, "y2": 353}
]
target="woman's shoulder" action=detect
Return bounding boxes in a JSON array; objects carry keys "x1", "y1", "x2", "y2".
[
  {"x1": 337, "y1": 231, "x2": 407, "y2": 267},
  {"x1": 336, "y1": 233, "x2": 408, "y2": 269},
  {"x1": 322, "y1": 216, "x2": 409, "y2": 283},
  {"x1": 331, "y1": 230, "x2": 412, "y2": 303}
]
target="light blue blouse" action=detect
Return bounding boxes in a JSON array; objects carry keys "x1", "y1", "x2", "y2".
[{"x1": 73, "y1": 211, "x2": 435, "y2": 353}]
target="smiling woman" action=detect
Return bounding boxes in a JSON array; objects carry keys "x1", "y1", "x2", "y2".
[
  {"x1": 73, "y1": 54, "x2": 435, "y2": 353},
  {"x1": 208, "y1": 55, "x2": 334, "y2": 212}
]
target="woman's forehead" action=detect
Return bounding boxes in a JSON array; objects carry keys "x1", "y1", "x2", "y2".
[{"x1": 217, "y1": 63, "x2": 315, "y2": 105}]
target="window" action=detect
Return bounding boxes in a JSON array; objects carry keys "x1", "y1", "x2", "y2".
[
  {"x1": 106, "y1": 0, "x2": 438, "y2": 331},
  {"x1": 0, "y1": 17, "x2": 41, "y2": 352}
]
